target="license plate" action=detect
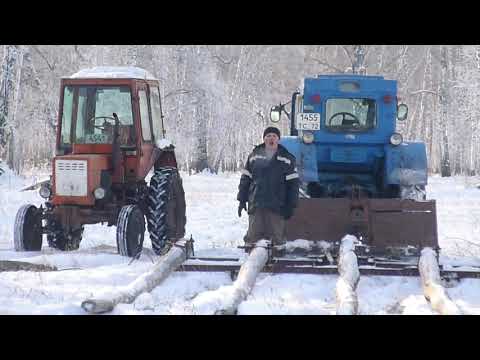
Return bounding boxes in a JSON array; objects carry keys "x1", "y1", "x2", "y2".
[{"x1": 296, "y1": 113, "x2": 320, "y2": 131}]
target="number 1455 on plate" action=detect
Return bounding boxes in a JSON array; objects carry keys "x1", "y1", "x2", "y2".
[{"x1": 296, "y1": 113, "x2": 320, "y2": 130}]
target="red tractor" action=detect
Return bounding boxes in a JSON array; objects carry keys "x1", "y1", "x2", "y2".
[{"x1": 14, "y1": 67, "x2": 186, "y2": 257}]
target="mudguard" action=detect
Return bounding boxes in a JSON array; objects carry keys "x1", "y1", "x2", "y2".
[
  {"x1": 384, "y1": 142, "x2": 428, "y2": 186},
  {"x1": 280, "y1": 136, "x2": 319, "y2": 182}
]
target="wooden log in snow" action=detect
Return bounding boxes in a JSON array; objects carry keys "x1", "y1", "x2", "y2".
[
  {"x1": 190, "y1": 240, "x2": 270, "y2": 315},
  {"x1": 0, "y1": 260, "x2": 57, "y2": 272},
  {"x1": 419, "y1": 247, "x2": 461, "y2": 315},
  {"x1": 336, "y1": 235, "x2": 360, "y2": 315},
  {"x1": 19, "y1": 179, "x2": 49, "y2": 192},
  {"x1": 81, "y1": 240, "x2": 189, "y2": 314}
]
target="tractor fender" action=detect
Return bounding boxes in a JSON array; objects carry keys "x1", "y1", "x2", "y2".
[
  {"x1": 280, "y1": 136, "x2": 319, "y2": 182},
  {"x1": 384, "y1": 142, "x2": 428, "y2": 186}
]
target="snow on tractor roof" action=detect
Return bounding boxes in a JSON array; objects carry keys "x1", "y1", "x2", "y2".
[{"x1": 69, "y1": 66, "x2": 157, "y2": 80}]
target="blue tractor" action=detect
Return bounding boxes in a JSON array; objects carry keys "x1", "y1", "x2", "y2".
[{"x1": 270, "y1": 74, "x2": 438, "y2": 256}]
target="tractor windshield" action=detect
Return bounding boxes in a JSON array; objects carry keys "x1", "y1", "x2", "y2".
[
  {"x1": 325, "y1": 98, "x2": 376, "y2": 132},
  {"x1": 60, "y1": 85, "x2": 134, "y2": 146}
]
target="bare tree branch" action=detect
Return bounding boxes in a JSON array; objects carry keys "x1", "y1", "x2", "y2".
[
  {"x1": 205, "y1": 47, "x2": 233, "y2": 65},
  {"x1": 363, "y1": 45, "x2": 372, "y2": 61},
  {"x1": 164, "y1": 89, "x2": 194, "y2": 98},
  {"x1": 74, "y1": 45, "x2": 86, "y2": 62},
  {"x1": 340, "y1": 45, "x2": 354, "y2": 68},
  {"x1": 308, "y1": 57, "x2": 344, "y2": 73},
  {"x1": 382, "y1": 45, "x2": 409, "y2": 72},
  {"x1": 445, "y1": 236, "x2": 480, "y2": 248},
  {"x1": 212, "y1": 54, "x2": 233, "y2": 65},
  {"x1": 31, "y1": 46, "x2": 55, "y2": 72},
  {"x1": 410, "y1": 89, "x2": 440, "y2": 96}
]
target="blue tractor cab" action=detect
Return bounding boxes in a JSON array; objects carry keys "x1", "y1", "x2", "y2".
[
  {"x1": 271, "y1": 74, "x2": 425, "y2": 200},
  {"x1": 269, "y1": 74, "x2": 437, "y2": 255}
]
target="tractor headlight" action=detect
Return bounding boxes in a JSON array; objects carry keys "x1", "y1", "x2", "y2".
[
  {"x1": 93, "y1": 187, "x2": 106, "y2": 200},
  {"x1": 39, "y1": 185, "x2": 51, "y2": 199},
  {"x1": 302, "y1": 131, "x2": 314, "y2": 144},
  {"x1": 390, "y1": 133, "x2": 403, "y2": 146}
]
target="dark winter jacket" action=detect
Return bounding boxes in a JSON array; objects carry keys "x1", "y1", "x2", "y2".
[{"x1": 237, "y1": 143, "x2": 299, "y2": 218}]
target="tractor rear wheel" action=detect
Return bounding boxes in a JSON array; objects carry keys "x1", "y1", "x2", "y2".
[
  {"x1": 147, "y1": 167, "x2": 186, "y2": 255},
  {"x1": 116, "y1": 205, "x2": 145, "y2": 257},
  {"x1": 14, "y1": 204, "x2": 43, "y2": 251}
]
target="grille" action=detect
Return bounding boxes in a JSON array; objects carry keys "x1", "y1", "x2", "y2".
[
  {"x1": 55, "y1": 160, "x2": 88, "y2": 197},
  {"x1": 330, "y1": 148, "x2": 367, "y2": 163},
  {"x1": 57, "y1": 162, "x2": 86, "y2": 171}
]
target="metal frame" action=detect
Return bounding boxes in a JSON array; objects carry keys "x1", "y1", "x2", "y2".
[{"x1": 176, "y1": 242, "x2": 480, "y2": 280}]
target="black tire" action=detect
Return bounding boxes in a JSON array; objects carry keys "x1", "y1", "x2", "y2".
[
  {"x1": 116, "y1": 205, "x2": 145, "y2": 257},
  {"x1": 46, "y1": 223, "x2": 84, "y2": 251},
  {"x1": 14, "y1": 204, "x2": 43, "y2": 251},
  {"x1": 147, "y1": 168, "x2": 186, "y2": 255}
]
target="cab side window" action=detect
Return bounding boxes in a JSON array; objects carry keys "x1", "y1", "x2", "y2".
[
  {"x1": 61, "y1": 86, "x2": 74, "y2": 146},
  {"x1": 150, "y1": 86, "x2": 164, "y2": 141},
  {"x1": 139, "y1": 89, "x2": 152, "y2": 141}
]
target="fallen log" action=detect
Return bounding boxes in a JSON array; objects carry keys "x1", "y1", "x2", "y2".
[
  {"x1": 418, "y1": 247, "x2": 461, "y2": 315},
  {"x1": 81, "y1": 239, "x2": 190, "y2": 314},
  {"x1": 19, "y1": 179, "x2": 49, "y2": 192},
  {"x1": 189, "y1": 240, "x2": 270, "y2": 315},
  {"x1": 336, "y1": 235, "x2": 360, "y2": 315},
  {"x1": 0, "y1": 260, "x2": 57, "y2": 272}
]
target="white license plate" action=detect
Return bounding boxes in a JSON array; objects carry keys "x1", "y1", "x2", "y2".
[{"x1": 296, "y1": 113, "x2": 320, "y2": 131}]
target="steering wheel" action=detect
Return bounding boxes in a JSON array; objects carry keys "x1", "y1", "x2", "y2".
[
  {"x1": 328, "y1": 112, "x2": 360, "y2": 126},
  {"x1": 89, "y1": 116, "x2": 116, "y2": 130}
]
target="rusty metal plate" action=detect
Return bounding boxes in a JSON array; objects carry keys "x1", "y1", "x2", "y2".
[
  {"x1": 368, "y1": 199, "x2": 438, "y2": 249},
  {"x1": 285, "y1": 198, "x2": 438, "y2": 249},
  {"x1": 285, "y1": 198, "x2": 352, "y2": 242}
]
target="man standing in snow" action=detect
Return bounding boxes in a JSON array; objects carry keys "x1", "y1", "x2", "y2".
[{"x1": 237, "y1": 126, "x2": 299, "y2": 250}]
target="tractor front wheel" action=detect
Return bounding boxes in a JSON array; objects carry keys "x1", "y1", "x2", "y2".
[
  {"x1": 14, "y1": 204, "x2": 43, "y2": 251},
  {"x1": 147, "y1": 168, "x2": 186, "y2": 255},
  {"x1": 116, "y1": 205, "x2": 145, "y2": 257}
]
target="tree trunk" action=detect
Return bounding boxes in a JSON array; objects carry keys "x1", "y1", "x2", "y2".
[
  {"x1": 418, "y1": 248, "x2": 461, "y2": 315},
  {"x1": 0, "y1": 260, "x2": 57, "y2": 272},
  {"x1": 81, "y1": 239, "x2": 190, "y2": 314},
  {"x1": 188, "y1": 240, "x2": 270, "y2": 315},
  {"x1": 0, "y1": 45, "x2": 21, "y2": 162},
  {"x1": 439, "y1": 46, "x2": 452, "y2": 177},
  {"x1": 336, "y1": 235, "x2": 360, "y2": 315}
]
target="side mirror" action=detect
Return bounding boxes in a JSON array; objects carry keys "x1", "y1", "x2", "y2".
[
  {"x1": 270, "y1": 106, "x2": 282, "y2": 123},
  {"x1": 397, "y1": 104, "x2": 408, "y2": 121}
]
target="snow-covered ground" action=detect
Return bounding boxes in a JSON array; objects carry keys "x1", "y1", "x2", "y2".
[{"x1": 1, "y1": 165, "x2": 480, "y2": 315}]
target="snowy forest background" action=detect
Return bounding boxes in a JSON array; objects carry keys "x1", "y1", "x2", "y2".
[{"x1": 0, "y1": 45, "x2": 479, "y2": 176}]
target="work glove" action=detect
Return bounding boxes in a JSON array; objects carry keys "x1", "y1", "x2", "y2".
[
  {"x1": 284, "y1": 208, "x2": 294, "y2": 220},
  {"x1": 238, "y1": 201, "x2": 247, "y2": 218}
]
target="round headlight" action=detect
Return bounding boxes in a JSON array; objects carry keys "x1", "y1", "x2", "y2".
[
  {"x1": 390, "y1": 133, "x2": 403, "y2": 146},
  {"x1": 302, "y1": 131, "x2": 314, "y2": 144},
  {"x1": 94, "y1": 187, "x2": 106, "y2": 200},
  {"x1": 39, "y1": 185, "x2": 51, "y2": 199}
]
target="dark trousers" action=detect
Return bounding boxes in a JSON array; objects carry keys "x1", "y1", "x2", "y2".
[{"x1": 244, "y1": 208, "x2": 286, "y2": 246}]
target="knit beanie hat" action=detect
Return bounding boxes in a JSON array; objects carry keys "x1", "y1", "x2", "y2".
[{"x1": 263, "y1": 126, "x2": 281, "y2": 139}]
